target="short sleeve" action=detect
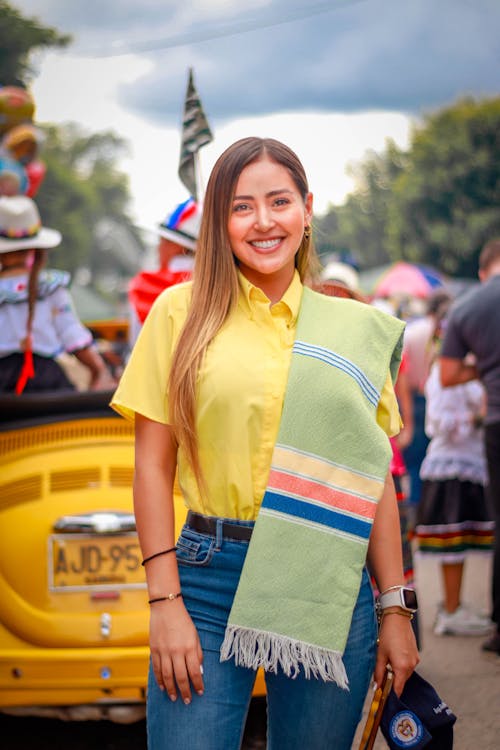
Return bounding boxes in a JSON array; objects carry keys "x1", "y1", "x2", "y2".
[
  {"x1": 376, "y1": 372, "x2": 402, "y2": 437},
  {"x1": 110, "y1": 283, "x2": 191, "y2": 423}
]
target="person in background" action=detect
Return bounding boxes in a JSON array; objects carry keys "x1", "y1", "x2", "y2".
[
  {"x1": 320, "y1": 259, "x2": 360, "y2": 298},
  {"x1": 417, "y1": 311, "x2": 494, "y2": 636},
  {"x1": 112, "y1": 137, "x2": 418, "y2": 750},
  {"x1": 402, "y1": 290, "x2": 452, "y2": 511},
  {"x1": 128, "y1": 197, "x2": 201, "y2": 345},
  {"x1": 440, "y1": 238, "x2": 500, "y2": 655},
  {"x1": 0, "y1": 195, "x2": 112, "y2": 393}
]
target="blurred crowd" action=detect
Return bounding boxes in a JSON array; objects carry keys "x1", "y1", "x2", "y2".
[{"x1": 321, "y1": 249, "x2": 499, "y2": 656}]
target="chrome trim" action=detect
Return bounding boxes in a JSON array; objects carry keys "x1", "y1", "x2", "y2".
[
  {"x1": 53, "y1": 511, "x2": 136, "y2": 534},
  {"x1": 100, "y1": 613, "x2": 112, "y2": 638}
]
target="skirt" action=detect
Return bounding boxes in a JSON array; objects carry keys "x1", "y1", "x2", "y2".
[
  {"x1": 416, "y1": 477, "x2": 494, "y2": 562},
  {"x1": 0, "y1": 353, "x2": 75, "y2": 393}
]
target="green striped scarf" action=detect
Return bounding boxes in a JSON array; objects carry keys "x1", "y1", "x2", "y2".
[{"x1": 220, "y1": 287, "x2": 404, "y2": 687}]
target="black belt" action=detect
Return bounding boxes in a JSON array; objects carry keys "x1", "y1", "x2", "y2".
[{"x1": 186, "y1": 511, "x2": 253, "y2": 541}]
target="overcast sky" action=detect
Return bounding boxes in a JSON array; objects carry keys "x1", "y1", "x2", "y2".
[{"x1": 10, "y1": 0, "x2": 500, "y2": 230}]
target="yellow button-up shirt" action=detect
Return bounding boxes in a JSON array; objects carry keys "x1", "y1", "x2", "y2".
[{"x1": 111, "y1": 271, "x2": 400, "y2": 520}]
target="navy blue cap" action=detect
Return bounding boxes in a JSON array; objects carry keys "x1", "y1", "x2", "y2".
[{"x1": 381, "y1": 671, "x2": 456, "y2": 749}]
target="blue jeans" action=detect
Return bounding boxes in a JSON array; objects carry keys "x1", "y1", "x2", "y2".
[{"x1": 147, "y1": 518, "x2": 378, "y2": 750}]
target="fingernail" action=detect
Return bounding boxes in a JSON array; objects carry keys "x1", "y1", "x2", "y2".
[
  {"x1": 184, "y1": 698, "x2": 191, "y2": 706},
  {"x1": 169, "y1": 694, "x2": 176, "y2": 702},
  {"x1": 199, "y1": 664, "x2": 204, "y2": 675},
  {"x1": 197, "y1": 689, "x2": 204, "y2": 696}
]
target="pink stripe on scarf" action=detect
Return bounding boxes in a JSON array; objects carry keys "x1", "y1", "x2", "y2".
[{"x1": 268, "y1": 468, "x2": 376, "y2": 519}]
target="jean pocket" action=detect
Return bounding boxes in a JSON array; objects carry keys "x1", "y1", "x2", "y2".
[{"x1": 176, "y1": 528, "x2": 215, "y2": 566}]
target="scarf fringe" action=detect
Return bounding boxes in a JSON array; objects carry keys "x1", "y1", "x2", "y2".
[{"x1": 220, "y1": 625, "x2": 349, "y2": 689}]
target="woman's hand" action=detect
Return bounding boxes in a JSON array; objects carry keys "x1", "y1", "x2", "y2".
[
  {"x1": 149, "y1": 598, "x2": 204, "y2": 704},
  {"x1": 133, "y1": 416, "x2": 202, "y2": 703},
  {"x1": 374, "y1": 611, "x2": 419, "y2": 697}
]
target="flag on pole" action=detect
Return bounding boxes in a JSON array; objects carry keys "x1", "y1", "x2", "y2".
[{"x1": 178, "y1": 68, "x2": 213, "y2": 200}]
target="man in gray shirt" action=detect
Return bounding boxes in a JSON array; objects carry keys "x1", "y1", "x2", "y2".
[{"x1": 440, "y1": 238, "x2": 500, "y2": 654}]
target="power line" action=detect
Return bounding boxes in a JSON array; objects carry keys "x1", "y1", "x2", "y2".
[{"x1": 79, "y1": 0, "x2": 368, "y2": 58}]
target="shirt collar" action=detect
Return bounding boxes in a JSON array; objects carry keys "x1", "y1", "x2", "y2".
[{"x1": 237, "y1": 269, "x2": 303, "y2": 325}]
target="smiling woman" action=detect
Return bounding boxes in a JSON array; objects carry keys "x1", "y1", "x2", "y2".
[
  {"x1": 111, "y1": 136, "x2": 418, "y2": 750},
  {"x1": 228, "y1": 157, "x2": 313, "y2": 303}
]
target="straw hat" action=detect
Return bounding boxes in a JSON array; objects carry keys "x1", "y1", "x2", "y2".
[{"x1": 0, "y1": 195, "x2": 61, "y2": 253}]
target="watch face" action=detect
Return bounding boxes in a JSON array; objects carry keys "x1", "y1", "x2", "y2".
[{"x1": 403, "y1": 588, "x2": 418, "y2": 610}]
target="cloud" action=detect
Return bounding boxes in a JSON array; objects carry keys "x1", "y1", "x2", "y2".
[{"x1": 13, "y1": 0, "x2": 500, "y2": 126}]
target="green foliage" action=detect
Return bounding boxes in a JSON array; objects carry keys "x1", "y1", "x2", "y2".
[
  {"x1": 388, "y1": 98, "x2": 500, "y2": 276},
  {"x1": 0, "y1": 0, "x2": 145, "y2": 310},
  {"x1": 315, "y1": 141, "x2": 407, "y2": 268},
  {"x1": 36, "y1": 145, "x2": 95, "y2": 272},
  {"x1": 0, "y1": 1, "x2": 70, "y2": 86},
  {"x1": 317, "y1": 97, "x2": 500, "y2": 278},
  {"x1": 36, "y1": 124, "x2": 144, "y2": 280}
]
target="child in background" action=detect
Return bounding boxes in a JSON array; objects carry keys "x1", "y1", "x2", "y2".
[
  {"x1": 0, "y1": 195, "x2": 112, "y2": 393},
  {"x1": 416, "y1": 314, "x2": 494, "y2": 636}
]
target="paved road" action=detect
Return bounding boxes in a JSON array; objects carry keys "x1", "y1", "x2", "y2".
[{"x1": 353, "y1": 552, "x2": 499, "y2": 749}]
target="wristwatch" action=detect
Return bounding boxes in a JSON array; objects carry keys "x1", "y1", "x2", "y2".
[{"x1": 377, "y1": 586, "x2": 418, "y2": 613}]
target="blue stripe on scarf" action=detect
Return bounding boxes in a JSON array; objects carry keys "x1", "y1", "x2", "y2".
[
  {"x1": 263, "y1": 490, "x2": 372, "y2": 540},
  {"x1": 293, "y1": 341, "x2": 380, "y2": 406}
]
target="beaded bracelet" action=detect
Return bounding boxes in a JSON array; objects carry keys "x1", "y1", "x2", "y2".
[
  {"x1": 377, "y1": 608, "x2": 414, "y2": 632},
  {"x1": 380, "y1": 608, "x2": 413, "y2": 620},
  {"x1": 141, "y1": 546, "x2": 177, "y2": 566},
  {"x1": 148, "y1": 593, "x2": 183, "y2": 605}
]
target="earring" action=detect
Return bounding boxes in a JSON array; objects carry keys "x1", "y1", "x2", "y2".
[{"x1": 304, "y1": 226, "x2": 311, "y2": 240}]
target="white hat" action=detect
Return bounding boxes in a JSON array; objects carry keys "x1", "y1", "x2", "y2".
[
  {"x1": 321, "y1": 261, "x2": 359, "y2": 291},
  {"x1": 158, "y1": 197, "x2": 201, "y2": 251},
  {"x1": 0, "y1": 195, "x2": 61, "y2": 253}
]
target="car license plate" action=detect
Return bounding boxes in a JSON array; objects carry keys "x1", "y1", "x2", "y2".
[{"x1": 48, "y1": 533, "x2": 146, "y2": 591}]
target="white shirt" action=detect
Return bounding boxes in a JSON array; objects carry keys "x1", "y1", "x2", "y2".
[
  {"x1": 0, "y1": 269, "x2": 92, "y2": 358},
  {"x1": 420, "y1": 362, "x2": 487, "y2": 485}
]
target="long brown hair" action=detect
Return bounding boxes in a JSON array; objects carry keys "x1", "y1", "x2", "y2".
[{"x1": 168, "y1": 137, "x2": 318, "y2": 491}]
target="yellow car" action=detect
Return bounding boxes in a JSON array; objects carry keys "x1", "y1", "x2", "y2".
[{"x1": 0, "y1": 388, "x2": 264, "y2": 723}]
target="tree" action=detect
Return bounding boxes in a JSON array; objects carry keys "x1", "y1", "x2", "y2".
[
  {"x1": 37, "y1": 124, "x2": 145, "y2": 283},
  {"x1": 0, "y1": 2, "x2": 145, "y2": 313},
  {"x1": 388, "y1": 97, "x2": 500, "y2": 277},
  {"x1": 0, "y1": 1, "x2": 70, "y2": 86},
  {"x1": 317, "y1": 97, "x2": 500, "y2": 278},
  {"x1": 315, "y1": 141, "x2": 406, "y2": 268}
]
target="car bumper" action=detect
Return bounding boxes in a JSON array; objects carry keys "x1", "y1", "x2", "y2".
[{"x1": 0, "y1": 645, "x2": 149, "y2": 710}]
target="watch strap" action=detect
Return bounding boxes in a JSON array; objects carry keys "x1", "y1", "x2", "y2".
[
  {"x1": 377, "y1": 586, "x2": 418, "y2": 612},
  {"x1": 378, "y1": 589, "x2": 405, "y2": 610}
]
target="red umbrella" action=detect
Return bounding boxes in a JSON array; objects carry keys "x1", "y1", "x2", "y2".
[{"x1": 374, "y1": 262, "x2": 444, "y2": 299}]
